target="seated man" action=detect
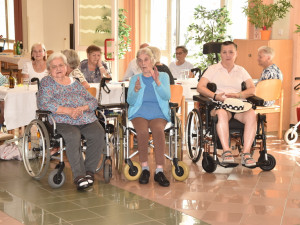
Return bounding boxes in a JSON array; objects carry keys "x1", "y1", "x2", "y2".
[
  {"x1": 257, "y1": 46, "x2": 283, "y2": 106},
  {"x1": 197, "y1": 41, "x2": 256, "y2": 167}
]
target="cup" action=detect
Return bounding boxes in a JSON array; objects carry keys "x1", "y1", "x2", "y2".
[
  {"x1": 23, "y1": 78, "x2": 30, "y2": 90},
  {"x1": 184, "y1": 69, "x2": 189, "y2": 79},
  {"x1": 180, "y1": 70, "x2": 185, "y2": 80}
]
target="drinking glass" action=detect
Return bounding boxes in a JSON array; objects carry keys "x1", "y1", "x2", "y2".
[{"x1": 23, "y1": 78, "x2": 30, "y2": 90}]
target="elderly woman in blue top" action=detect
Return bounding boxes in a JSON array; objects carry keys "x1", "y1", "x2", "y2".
[
  {"x1": 127, "y1": 47, "x2": 171, "y2": 187},
  {"x1": 38, "y1": 52, "x2": 105, "y2": 191}
]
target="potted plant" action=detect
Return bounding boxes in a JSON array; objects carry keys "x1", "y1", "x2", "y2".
[
  {"x1": 185, "y1": 5, "x2": 232, "y2": 71},
  {"x1": 243, "y1": 0, "x2": 293, "y2": 40}
]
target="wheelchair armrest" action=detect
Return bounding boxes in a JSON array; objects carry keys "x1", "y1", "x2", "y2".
[
  {"x1": 169, "y1": 102, "x2": 178, "y2": 108},
  {"x1": 97, "y1": 103, "x2": 128, "y2": 110},
  {"x1": 247, "y1": 96, "x2": 264, "y2": 106},
  {"x1": 193, "y1": 95, "x2": 214, "y2": 106},
  {"x1": 36, "y1": 110, "x2": 52, "y2": 115}
]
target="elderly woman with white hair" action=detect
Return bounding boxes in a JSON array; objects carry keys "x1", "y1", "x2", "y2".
[
  {"x1": 127, "y1": 47, "x2": 171, "y2": 187},
  {"x1": 38, "y1": 52, "x2": 105, "y2": 191},
  {"x1": 257, "y1": 46, "x2": 283, "y2": 106}
]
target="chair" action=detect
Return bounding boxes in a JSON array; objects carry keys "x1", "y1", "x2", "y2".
[
  {"x1": 1, "y1": 50, "x2": 18, "y2": 74},
  {"x1": 46, "y1": 50, "x2": 54, "y2": 58},
  {"x1": 87, "y1": 87, "x2": 97, "y2": 98},
  {"x1": 254, "y1": 79, "x2": 283, "y2": 139}
]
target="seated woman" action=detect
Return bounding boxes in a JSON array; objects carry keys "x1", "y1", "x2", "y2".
[
  {"x1": 79, "y1": 45, "x2": 111, "y2": 83},
  {"x1": 21, "y1": 43, "x2": 48, "y2": 81},
  {"x1": 197, "y1": 41, "x2": 256, "y2": 167},
  {"x1": 169, "y1": 46, "x2": 194, "y2": 79},
  {"x1": 127, "y1": 47, "x2": 171, "y2": 187},
  {"x1": 61, "y1": 49, "x2": 90, "y2": 89},
  {"x1": 37, "y1": 52, "x2": 105, "y2": 190},
  {"x1": 148, "y1": 46, "x2": 175, "y2": 85}
]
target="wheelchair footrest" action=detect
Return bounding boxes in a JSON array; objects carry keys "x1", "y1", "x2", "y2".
[{"x1": 219, "y1": 162, "x2": 239, "y2": 168}]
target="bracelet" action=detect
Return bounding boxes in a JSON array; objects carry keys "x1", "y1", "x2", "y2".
[{"x1": 213, "y1": 94, "x2": 217, "y2": 101}]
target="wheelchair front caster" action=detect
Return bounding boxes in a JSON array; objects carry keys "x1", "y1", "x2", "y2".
[
  {"x1": 259, "y1": 153, "x2": 276, "y2": 171},
  {"x1": 48, "y1": 169, "x2": 66, "y2": 189},
  {"x1": 104, "y1": 161, "x2": 112, "y2": 183},
  {"x1": 202, "y1": 154, "x2": 217, "y2": 173},
  {"x1": 172, "y1": 161, "x2": 189, "y2": 181},
  {"x1": 284, "y1": 128, "x2": 298, "y2": 145},
  {"x1": 123, "y1": 161, "x2": 142, "y2": 181}
]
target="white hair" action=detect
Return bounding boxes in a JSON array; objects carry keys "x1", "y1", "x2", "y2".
[{"x1": 258, "y1": 46, "x2": 275, "y2": 60}]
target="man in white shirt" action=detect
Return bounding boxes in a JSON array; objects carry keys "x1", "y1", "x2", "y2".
[
  {"x1": 123, "y1": 43, "x2": 149, "y2": 81},
  {"x1": 169, "y1": 46, "x2": 194, "y2": 79}
]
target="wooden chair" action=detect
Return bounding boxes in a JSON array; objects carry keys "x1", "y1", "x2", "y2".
[
  {"x1": 170, "y1": 85, "x2": 185, "y2": 135},
  {"x1": 254, "y1": 79, "x2": 283, "y2": 139},
  {"x1": 87, "y1": 87, "x2": 97, "y2": 98},
  {"x1": 1, "y1": 50, "x2": 18, "y2": 73}
]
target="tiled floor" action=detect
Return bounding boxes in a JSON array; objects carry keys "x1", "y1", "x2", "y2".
[{"x1": 1, "y1": 133, "x2": 300, "y2": 225}]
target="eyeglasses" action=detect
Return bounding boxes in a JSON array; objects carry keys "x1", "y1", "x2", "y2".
[{"x1": 175, "y1": 52, "x2": 184, "y2": 55}]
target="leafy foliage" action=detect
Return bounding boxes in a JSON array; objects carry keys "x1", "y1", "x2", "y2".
[
  {"x1": 185, "y1": 6, "x2": 232, "y2": 70},
  {"x1": 242, "y1": 0, "x2": 293, "y2": 30},
  {"x1": 295, "y1": 24, "x2": 300, "y2": 33},
  {"x1": 95, "y1": 8, "x2": 131, "y2": 59}
]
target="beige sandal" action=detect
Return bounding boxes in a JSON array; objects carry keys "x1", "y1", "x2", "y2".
[
  {"x1": 221, "y1": 150, "x2": 234, "y2": 163},
  {"x1": 241, "y1": 153, "x2": 256, "y2": 167}
]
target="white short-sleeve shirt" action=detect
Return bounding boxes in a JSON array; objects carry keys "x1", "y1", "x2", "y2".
[
  {"x1": 21, "y1": 61, "x2": 48, "y2": 80},
  {"x1": 169, "y1": 61, "x2": 194, "y2": 79},
  {"x1": 203, "y1": 62, "x2": 251, "y2": 94}
]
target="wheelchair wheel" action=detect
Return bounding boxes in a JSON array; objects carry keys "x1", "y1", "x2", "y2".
[
  {"x1": 259, "y1": 154, "x2": 276, "y2": 171},
  {"x1": 172, "y1": 161, "x2": 189, "y2": 181},
  {"x1": 123, "y1": 161, "x2": 142, "y2": 181},
  {"x1": 202, "y1": 153, "x2": 217, "y2": 173},
  {"x1": 284, "y1": 128, "x2": 298, "y2": 145},
  {"x1": 103, "y1": 160, "x2": 112, "y2": 183},
  {"x1": 48, "y1": 169, "x2": 66, "y2": 189},
  {"x1": 114, "y1": 117, "x2": 124, "y2": 174},
  {"x1": 22, "y1": 119, "x2": 51, "y2": 180},
  {"x1": 185, "y1": 109, "x2": 203, "y2": 163}
]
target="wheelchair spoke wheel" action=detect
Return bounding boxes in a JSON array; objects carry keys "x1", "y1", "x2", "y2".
[
  {"x1": 202, "y1": 153, "x2": 217, "y2": 173},
  {"x1": 259, "y1": 153, "x2": 276, "y2": 171},
  {"x1": 284, "y1": 128, "x2": 298, "y2": 145},
  {"x1": 123, "y1": 161, "x2": 141, "y2": 181},
  {"x1": 185, "y1": 109, "x2": 203, "y2": 163},
  {"x1": 22, "y1": 119, "x2": 50, "y2": 180},
  {"x1": 48, "y1": 169, "x2": 66, "y2": 189},
  {"x1": 172, "y1": 161, "x2": 189, "y2": 181},
  {"x1": 114, "y1": 117, "x2": 124, "y2": 174}
]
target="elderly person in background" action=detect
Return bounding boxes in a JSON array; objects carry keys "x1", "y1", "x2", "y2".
[
  {"x1": 80, "y1": 45, "x2": 111, "y2": 83},
  {"x1": 169, "y1": 46, "x2": 194, "y2": 79},
  {"x1": 38, "y1": 52, "x2": 105, "y2": 190},
  {"x1": 123, "y1": 43, "x2": 149, "y2": 81},
  {"x1": 197, "y1": 41, "x2": 256, "y2": 167},
  {"x1": 257, "y1": 46, "x2": 283, "y2": 106},
  {"x1": 148, "y1": 46, "x2": 175, "y2": 85},
  {"x1": 127, "y1": 47, "x2": 171, "y2": 187},
  {"x1": 62, "y1": 49, "x2": 90, "y2": 89},
  {"x1": 21, "y1": 43, "x2": 48, "y2": 81}
]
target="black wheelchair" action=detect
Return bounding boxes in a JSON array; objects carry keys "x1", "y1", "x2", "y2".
[
  {"x1": 185, "y1": 83, "x2": 276, "y2": 173},
  {"x1": 21, "y1": 78, "x2": 125, "y2": 188}
]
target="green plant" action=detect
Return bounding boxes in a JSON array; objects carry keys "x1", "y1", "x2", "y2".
[
  {"x1": 295, "y1": 24, "x2": 300, "y2": 33},
  {"x1": 185, "y1": 6, "x2": 232, "y2": 70},
  {"x1": 95, "y1": 8, "x2": 131, "y2": 59},
  {"x1": 242, "y1": 0, "x2": 293, "y2": 30}
]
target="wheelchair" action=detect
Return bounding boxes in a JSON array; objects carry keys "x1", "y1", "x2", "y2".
[
  {"x1": 117, "y1": 101, "x2": 189, "y2": 182},
  {"x1": 22, "y1": 78, "x2": 125, "y2": 188},
  {"x1": 185, "y1": 83, "x2": 276, "y2": 173}
]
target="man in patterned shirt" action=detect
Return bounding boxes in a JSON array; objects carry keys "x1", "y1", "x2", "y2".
[{"x1": 257, "y1": 46, "x2": 283, "y2": 106}]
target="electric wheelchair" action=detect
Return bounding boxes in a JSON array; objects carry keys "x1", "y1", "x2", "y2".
[
  {"x1": 22, "y1": 78, "x2": 125, "y2": 188},
  {"x1": 185, "y1": 82, "x2": 276, "y2": 173}
]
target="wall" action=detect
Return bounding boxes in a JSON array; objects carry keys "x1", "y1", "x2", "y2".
[{"x1": 23, "y1": 0, "x2": 73, "y2": 52}]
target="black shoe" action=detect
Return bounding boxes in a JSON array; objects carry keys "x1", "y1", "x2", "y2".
[
  {"x1": 139, "y1": 170, "x2": 150, "y2": 184},
  {"x1": 154, "y1": 172, "x2": 170, "y2": 187},
  {"x1": 85, "y1": 171, "x2": 94, "y2": 187},
  {"x1": 74, "y1": 177, "x2": 89, "y2": 190}
]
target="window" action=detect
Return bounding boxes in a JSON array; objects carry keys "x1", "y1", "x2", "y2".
[{"x1": 0, "y1": 0, "x2": 15, "y2": 49}]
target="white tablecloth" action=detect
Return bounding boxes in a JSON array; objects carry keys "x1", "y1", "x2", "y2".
[
  {"x1": 175, "y1": 78, "x2": 198, "y2": 100},
  {"x1": 90, "y1": 82, "x2": 127, "y2": 105},
  {"x1": 0, "y1": 85, "x2": 38, "y2": 130},
  {"x1": 0, "y1": 53, "x2": 31, "y2": 70}
]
